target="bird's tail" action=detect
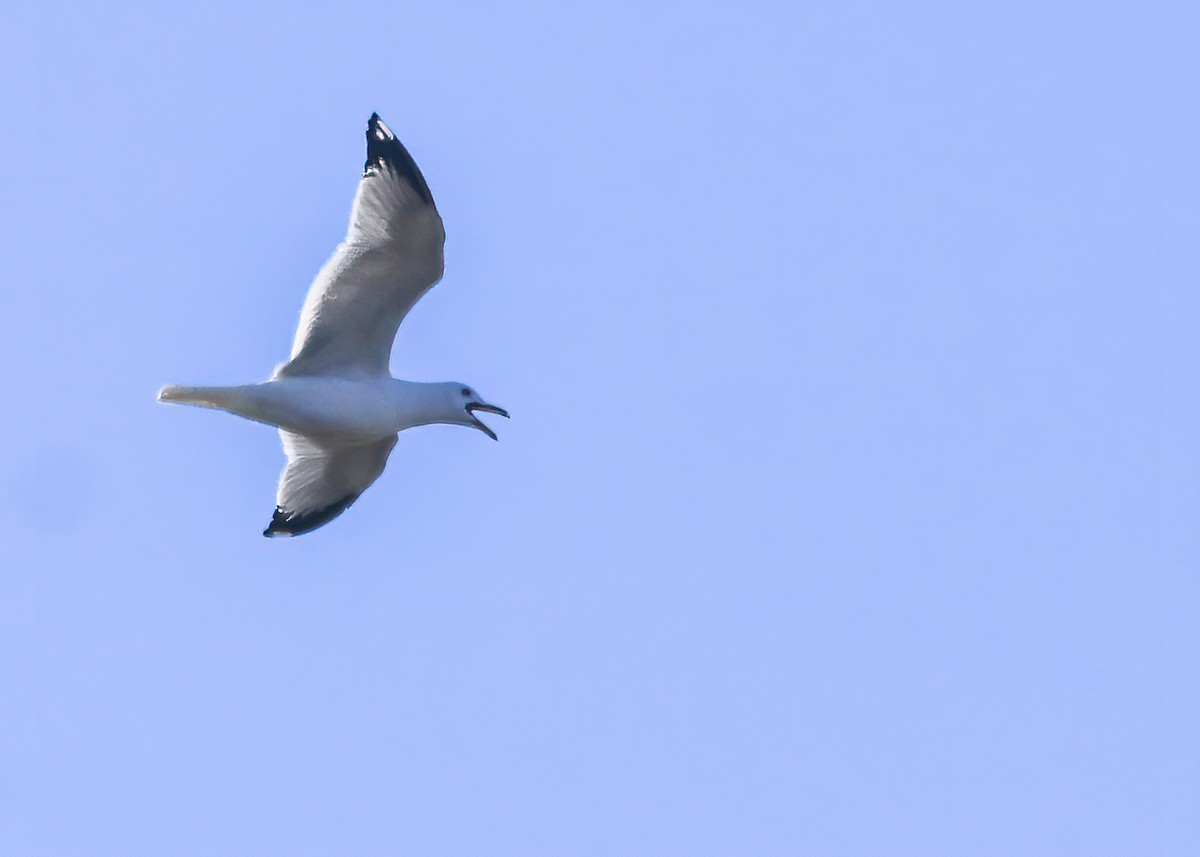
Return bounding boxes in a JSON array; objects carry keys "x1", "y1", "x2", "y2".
[
  {"x1": 158, "y1": 383, "x2": 279, "y2": 430},
  {"x1": 157, "y1": 384, "x2": 239, "y2": 410}
]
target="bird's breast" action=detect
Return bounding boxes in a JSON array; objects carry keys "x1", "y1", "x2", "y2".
[{"x1": 256, "y1": 378, "x2": 402, "y2": 441}]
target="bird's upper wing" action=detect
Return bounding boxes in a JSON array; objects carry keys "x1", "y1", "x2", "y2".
[
  {"x1": 275, "y1": 114, "x2": 445, "y2": 380},
  {"x1": 263, "y1": 431, "x2": 399, "y2": 537}
]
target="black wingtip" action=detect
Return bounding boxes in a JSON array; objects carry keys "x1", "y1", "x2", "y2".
[
  {"x1": 363, "y1": 112, "x2": 435, "y2": 206},
  {"x1": 262, "y1": 495, "x2": 358, "y2": 538}
]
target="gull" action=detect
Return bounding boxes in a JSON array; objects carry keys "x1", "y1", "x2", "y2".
[{"x1": 158, "y1": 113, "x2": 507, "y2": 537}]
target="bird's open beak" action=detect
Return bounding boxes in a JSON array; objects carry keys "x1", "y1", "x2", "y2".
[{"x1": 465, "y1": 401, "x2": 509, "y2": 441}]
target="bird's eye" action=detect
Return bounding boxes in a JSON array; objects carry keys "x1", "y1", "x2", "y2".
[{"x1": 461, "y1": 387, "x2": 472, "y2": 398}]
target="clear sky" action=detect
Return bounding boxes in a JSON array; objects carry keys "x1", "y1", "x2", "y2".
[{"x1": 1, "y1": 2, "x2": 1196, "y2": 854}]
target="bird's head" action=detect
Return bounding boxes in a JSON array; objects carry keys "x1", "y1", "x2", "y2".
[{"x1": 446, "y1": 383, "x2": 509, "y2": 440}]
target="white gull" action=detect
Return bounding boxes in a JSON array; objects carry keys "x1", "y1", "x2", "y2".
[{"x1": 159, "y1": 113, "x2": 507, "y2": 537}]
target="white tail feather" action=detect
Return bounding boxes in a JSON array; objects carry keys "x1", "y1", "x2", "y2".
[{"x1": 157, "y1": 384, "x2": 239, "y2": 410}]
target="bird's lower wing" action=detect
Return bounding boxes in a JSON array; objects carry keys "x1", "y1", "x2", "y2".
[{"x1": 264, "y1": 431, "x2": 399, "y2": 537}]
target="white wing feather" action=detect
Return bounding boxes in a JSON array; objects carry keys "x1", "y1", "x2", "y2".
[
  {"x1": 264, "y1": 431, "x2": 398, "y2": 537},
  {"x1": 276, "y1": 114, "x2": 445, "y2": 380}
]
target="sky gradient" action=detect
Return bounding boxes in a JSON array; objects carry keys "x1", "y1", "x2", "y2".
[{"x1": 2, "y1": 2, "x2": 1197, "y2": 854}]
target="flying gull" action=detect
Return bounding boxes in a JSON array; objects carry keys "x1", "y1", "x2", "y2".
[{"x1": 159, "y1": 113, "x2": 507, "y2": 537}]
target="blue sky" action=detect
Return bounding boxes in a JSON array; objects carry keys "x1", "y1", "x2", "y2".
[{"x1": 1, "y1": 2, "x2": 1196, "y2": 854}]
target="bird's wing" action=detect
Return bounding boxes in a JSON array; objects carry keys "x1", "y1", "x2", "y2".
[
  {"x1": 263, "y1": 431, "x2": 399, "y2": 537},
  {"x1": 275, "y1": 114, "x2": 445, "y2": 380}
]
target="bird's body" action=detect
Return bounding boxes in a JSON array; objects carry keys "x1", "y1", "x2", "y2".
[
  {"x1": 160, "y1": 378, "x2": 463, "y2": 441},
  {"x1": 159, "y1": 114, "x2": 506, "y2": 537}
]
